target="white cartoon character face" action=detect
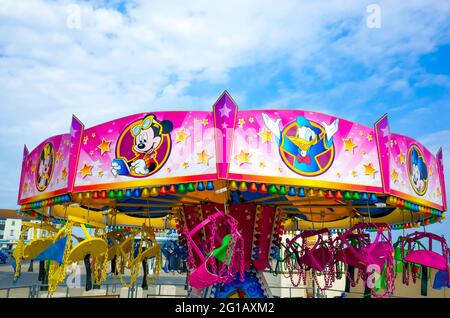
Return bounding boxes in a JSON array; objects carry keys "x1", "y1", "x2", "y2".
[
  {"x1": 291, "y1": 126, "x2": 319, "y2": 152},
  {"x1": 408, "y1": 146, "x2": 428, "y2": 196},
  {"x1": 132, "y1": 117, "x2": 162, "y2": 155},
  {"x1": 111, "y1": 114, "x2": 173, "y2": 177},
  {"x1": 36, "y1": 143, "x2": 54, "y2": 191}
]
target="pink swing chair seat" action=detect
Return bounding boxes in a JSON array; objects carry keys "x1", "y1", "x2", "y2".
[
  {"x1": 401, "y1": 231, "x2": 449, "y2": 271},
  {"x1": 184, "y1": 210, "x2": 243, "y2": 289}
]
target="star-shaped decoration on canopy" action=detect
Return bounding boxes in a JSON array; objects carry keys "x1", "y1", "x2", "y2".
[
  {"x1": 363, "y1": 163, "x2": 377, "y2": 178},
  {"x1": 91, "y1": 132, "x2": 96, "y2": 138},
  {"x1": 83, "y1": 136, "x2": 89, "y2": 145},
  {"x1": 219, "y1": 103, "x2": 232, "y2": 117},
  {"x1": 437, "y1": 187, "x2": 441, "y2": 197},
  {"x1": 202, "y1": 118, "x2": 209, "y2": 127},
  {"x1": 366, "y1": 134, "x2": 373, "y2": 142},
  {"x1": 391, "y1": 170, "x2": 399, "y2": 183},
  {"x1": 55, "y1": 151, "x2": 62, "y2": 163},
  {"x1": 196, "y1": 150, "x2": 211, "y2": 166},
  {"x1": 175, "y1": 128, "x2": 190, "y2": 144},
  {"x1": 98, "y1": 170, "x2": 104, "y2": 178},
  {"x1": 80, "y1": 163, "x2": 93, "y2": 178},
  {"x1": 359, "y1": 131, "x2": 364, "y2": 136},
  {"x1": 61, "y1": 167, "x2": 68, "y2": 180},
  {"x1": 351, "y1": 170, "x2": 358, "y2": 177},
  {"x1": 182, "y1": 162, "x2": 189, "y2": 169},
  {"x1": 221, "y1": 122, "x2": 228, "y2": 129},
  {"x1": 249, "y1": 117, "x2": 255, "y2": 123},
  {"x1": 235, "y1": 150, "x2": 251, "y2": 166},
  {"x1": 343, "y1": 138, "x2": 357, "y2": 153},
  {"x1": 258, "y1": 128, "x2": 272, "y2": 144},
  {"x1": 429, "y1": 166, "x2": 433, "y2": 177},
  {"x1": 398, "y1": 153, "x2": 405, "y2": 165},
  {"x1": 238, "y1": 118, "x2": 246, "y2": 128},
  {"x1": 97, "y1": 138, "x2": 112, "y2": 155},
  {"x1": 89, "y1": 150, "x2": 94, "y2": 156},
  {"x1": 336, "y1": 172, "x2": 341, "y2": 178},
  {"x1": 259, "y1": 162, "x2": 266, "y2": 168},
  {"x1": 30, "y1": 164, "x2": 35, "y2": 173}
]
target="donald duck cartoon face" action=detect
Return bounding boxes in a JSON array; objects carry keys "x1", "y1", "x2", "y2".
[
  {"x1": 262, "y1": 113, "x2": 339, "y2": 176},
  {"x1": 288, "y1": 117, "x2": 321, "y2": 152}
]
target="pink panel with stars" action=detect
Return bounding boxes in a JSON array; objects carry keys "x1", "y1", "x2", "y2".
[
  {"x1": 18, "y1": 132, "x2": 73, "y2": 204},
  {"x1": 227, "y1": 109, "x2": 383, "y2": 193},
  {"x1": 389, "y1": 133, "x2": 444, "y2": 210},
  {"x1": 73, "y1": 111, "x2": 217, "y2": 192}
]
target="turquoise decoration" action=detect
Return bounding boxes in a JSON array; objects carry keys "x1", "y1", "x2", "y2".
[
  {"x1": 133, "y1": 188, "x2": 141, "y2": 197},
  {"x1": 197, "y1": 182, "x2": 205, "y2": 191},
  {"x1": 206, "y1": 181, "x2": 214, "y2": 190},
  {"x1": 297, "y1": 188, "x2": 305, "y2": 197},
  {"x1": 288, "y1": 187, "x2": 296, "y2": 196}
]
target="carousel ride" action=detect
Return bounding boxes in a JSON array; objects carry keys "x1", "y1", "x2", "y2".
[{"x1": 15, "y1": 91, "x2": 448, "y2": 297}]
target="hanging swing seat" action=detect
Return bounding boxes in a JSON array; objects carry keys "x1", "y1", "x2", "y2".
[
  {"x1": 400, "y1": 231, "x2": 448, "y2": 271},
  {"x1": 286, "y1": 228, "x2": 332, "y2": 272},
  {"x1": 67, "y1": 238, "x2": 108, "y2": 263},
  {"x1": 335, "y1": 223, "x2": 393, "y2": 271},
  {"x1": 184, "y1": 210, "x2": 244, "y2": 289},
  {"x1": 23, "y1": 237, "x2": 54, "y2": 260}
]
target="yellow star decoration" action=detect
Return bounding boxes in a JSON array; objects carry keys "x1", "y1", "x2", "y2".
[
  {"x1": 336, "y1": 172, "x2": 341, "y2": 178},
  {"x1": 238, "y1": 118, "x2": 246, "y2": 127},
  {"x1": 437, "y1": 187, "x2": 441, "y2": 197},
  {"x1": 91, "y1": 132, "x2": 96, "y2": 138},
  {"x1": 398, "y1": 153, "x2": 405, "y2": 165},
  {"x1": 30, "y1": 164, "x2": 35, "y2": 173},
  {"x1": 361, "y1": 149, "x2": 366, "y2": 155},
  {"x1": 249, "y1": 117, "x2": 255, "y2": 123},
  {"x1": 351, "y1": 170, "x2": 358, "y2": 177},
  {"x1": 359, "y1": 131, "x2": 364, "y2": 136},
  {"x1": 343, "y1": 138, "x2": 357, "y2": 153},
  {"x1": 391, "y1": 170, "x2": 399, "y2": 183},
  {"x1": 196, "y1": 150, "x2": 211, "y2": 165},
  {"x1": 363, "y1": 163, "x2": 377, "y2": 178},
  {"x1": 23, "y1": 183, "x2": 28, "y2": 192},
  {"x1": 61, "y1": 167, "x2": 68, "y2": 180},
  {"x1": 278, "y1": 167, "x2": 283, "y2": 173},
  {"x1": 258, "y1": 128, "x2": 272, "y2": 144},
  {"x1": 235, "y1": 150, "x2": 251, "y2": 166},
  {"x1": 83, "y1": 136, "x2": 89, "y2": 144},
  {"x1": 89, "y1": 150, "x2": 94, "y2": 156},
  {"x1": 202, "y1": 118, "x2": 209, "y2": 127},
  {"x1": 80, "y1": 163, "x2": 93, "y2": 178},
  {"x1": 97, "y1": 138, "x2": 112, "y2": 155},
  {"x1": 259, "y1": 162, "x2": 266, "y2": 168},
  {"x1": 175, "y1": 128, "x2": 190, "y2": 144},
  {"x1": 366, "y1": 134, "x2": 373, "y2": 142},
  {"x1": 56, "y1": 151, "x2": 62, "y2": 163},
  {"x1": 98, "y1": 171, "x2": 103, "y2": 178},
  {"x1": 166, "y1": 168, "x2": 171, "y2": 173},
  {"x1": 182, "y1": 162, "x2": 189, "y2": 169}
]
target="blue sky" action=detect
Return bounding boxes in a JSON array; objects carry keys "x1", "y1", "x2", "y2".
[{"x1": 0, "y1": 0, "x2": 449, "y2": 236}]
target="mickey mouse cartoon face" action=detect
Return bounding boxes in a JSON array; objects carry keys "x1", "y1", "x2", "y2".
[
  {"x1": 410, "y1": 147, "x2": 428, "y2": 195},
  {"x1": 111, "y1": 114, "x2": 173, "y2": 176}
]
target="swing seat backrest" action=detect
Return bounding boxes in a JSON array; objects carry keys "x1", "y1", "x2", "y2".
[
  {"x1": 299, "y1": 245, "x2": 332, "y2": 272},
  {"x1": 402, "y1": 232, "x2": 449, "y2": 271},
  {"x1": 335, "y1": 223, "x2": 393, "y2": 270},
  {"x1": 286, "y1": 229, "x2": 333, "y2": 272}
]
